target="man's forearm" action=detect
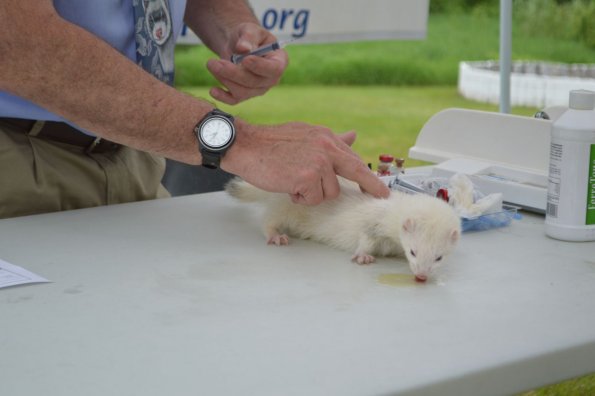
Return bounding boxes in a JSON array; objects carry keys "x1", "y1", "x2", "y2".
[
  {"x1": 0, "y1": 1, "x2": 210, "y2": 165},
  {"x1": 184, "y1": 0, "x2": 259, "y2": 56}
]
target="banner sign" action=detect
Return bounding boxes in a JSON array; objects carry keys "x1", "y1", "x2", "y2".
[{"x1": 177, "y1": 0, "x2": 429, "y2": 45}]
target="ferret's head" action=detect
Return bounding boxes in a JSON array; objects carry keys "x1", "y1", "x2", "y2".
[{"x1": 399, "y1": 199, "x2": 461, "y2": 282}]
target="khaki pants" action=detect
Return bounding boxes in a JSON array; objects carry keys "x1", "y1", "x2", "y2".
[{"x1": 0, "y1": 126, "x2": 170, "y2": 219}]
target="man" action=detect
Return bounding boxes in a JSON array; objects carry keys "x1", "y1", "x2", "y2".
[{"x1": 0, "y1": 0, "x2": 389, "y2": 219}]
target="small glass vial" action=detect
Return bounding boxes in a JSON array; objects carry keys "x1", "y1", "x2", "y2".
[
  {"x1": 377, "y1": 154, "x2": 394, "y2": 176},
  {"x1": 393, "y1": 158, "x2": 405, "y2": 174}
]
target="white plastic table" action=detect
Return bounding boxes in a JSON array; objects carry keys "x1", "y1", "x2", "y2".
[{"x1": 1, "y1": 191, "x2": 594, "y2": 396}]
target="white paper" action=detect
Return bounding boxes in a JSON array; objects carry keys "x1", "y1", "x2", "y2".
[{"x1": 0, "y1": 258, "x2": 50, "y2": 289}]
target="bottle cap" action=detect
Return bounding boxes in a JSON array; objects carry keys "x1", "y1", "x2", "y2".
[
  {"x1": 379, "y1": 154, "x2": 394, "y2": 162},
  {"x1": 395, "y1": 158, "x2": 405, "y2": 167},
  {"x1": 569, "y1": 89, "x2": 595, "y2": 110}
]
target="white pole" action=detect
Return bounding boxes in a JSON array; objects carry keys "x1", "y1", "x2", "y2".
[{"x1": 500, "y1": 0, "x2": 512, "y2": 113}]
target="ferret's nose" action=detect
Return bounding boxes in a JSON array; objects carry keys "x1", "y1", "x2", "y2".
[{"x1": 415, "y1": 275, "x2": 427, "y2": 282}]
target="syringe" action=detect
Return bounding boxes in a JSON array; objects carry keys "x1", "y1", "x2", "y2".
[{"x1": 231, "y1": 38, "x2": 298, "y2": 64}]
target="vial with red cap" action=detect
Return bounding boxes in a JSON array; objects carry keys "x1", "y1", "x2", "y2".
[{"x1": 377, "y1": 154, "x2": 394, "y2": 176}]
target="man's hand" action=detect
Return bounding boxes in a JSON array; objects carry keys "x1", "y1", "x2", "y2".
[
  {"x1": 206, "y1": 22, "x2": 288, "y2": 105},
  {"x1": 221, "y1": 121, "x2": 390, "y2": 205}
]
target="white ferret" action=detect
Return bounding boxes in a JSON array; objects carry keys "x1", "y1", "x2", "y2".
[{"x1": 226, "y1": 178, "x2": 461, "y2": 282}]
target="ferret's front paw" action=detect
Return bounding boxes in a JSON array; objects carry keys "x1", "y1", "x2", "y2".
[
  {"x1": 351, "y1": 254, "x2": 376, "y2": 265},
  {"x1": 267, "y1": 234, "x2": 290, "y2": 246}
]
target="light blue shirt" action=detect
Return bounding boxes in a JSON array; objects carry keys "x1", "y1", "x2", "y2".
[{"x1": 0, "y1": 0, "x2": 187, "y2": 123}]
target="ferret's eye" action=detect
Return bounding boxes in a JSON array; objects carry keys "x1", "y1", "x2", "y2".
[
  {"x1": 435, "y1": 256, "x2": 443, "y2": 262},
  {"x1": 410, "y1": 250, "x2": 416, "y2": 257}
]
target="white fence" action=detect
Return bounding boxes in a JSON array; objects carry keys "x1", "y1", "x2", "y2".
[{"x1": 459, "y1": 61, "x2": 595, "y2": 108}]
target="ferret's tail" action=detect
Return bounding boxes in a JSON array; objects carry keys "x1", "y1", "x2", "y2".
[{"x1": 225, "y1": 177, "x2": 270, "y2": 203}]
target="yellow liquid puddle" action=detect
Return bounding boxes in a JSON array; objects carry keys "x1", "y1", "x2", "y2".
[{"x1": 377, "y1": 273, "x2": 420, "y2": 287}]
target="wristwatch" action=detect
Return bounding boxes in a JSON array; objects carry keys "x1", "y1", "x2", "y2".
[{"x1": 194, "y1": 109, "x2": 236, "y2": 169}]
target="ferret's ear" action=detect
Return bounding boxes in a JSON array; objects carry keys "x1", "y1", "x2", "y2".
[
  {"x1": 450, "y1": 229, "x2": 460, "y2": 244},
  {"x1": 403, "y1": 218, "x2": 415, "y2": 233}
]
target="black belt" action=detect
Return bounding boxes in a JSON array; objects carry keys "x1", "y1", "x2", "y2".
[{"x1": 0, "y1": 117, "x2": 120, "y2": 153}]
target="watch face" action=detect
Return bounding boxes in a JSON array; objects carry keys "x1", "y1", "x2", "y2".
[{"x1": 199, "y1": 117, "x2": 234, "y2": 149}]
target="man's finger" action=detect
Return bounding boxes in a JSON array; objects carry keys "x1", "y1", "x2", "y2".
[
  {"x1": 321, "y1": 169, "x2": 341, "y2": 201},
  {"x1": 333, "y1": 131, "x2": 364, "y2": 162},
  {"x1": 209, "y1": 87, "x2": 238, "y2": 105},
  {"x1": 236, "y1": 24, "x2": 270, "y2": 53},
  {"x1": 208, "y1": 59, "x2": 275, "y2": 90},
  {"x1": 241, "y1": 52, "x2": 287, "y2": 79},
  {"x1": 294, "y1": 179, "x2": 324, "y2": 206},
  {"x1": 334, "y1": 153, "x2": 390, "y2": 199}
]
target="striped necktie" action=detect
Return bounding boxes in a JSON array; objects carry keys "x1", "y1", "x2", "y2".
[{"x1": 132, "y1": 0, "x2": 175, "y2": 85}]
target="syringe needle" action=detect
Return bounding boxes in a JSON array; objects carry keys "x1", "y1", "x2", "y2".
[{"x1": 231, "y1": 37, "x2": 299, "y2": 64}]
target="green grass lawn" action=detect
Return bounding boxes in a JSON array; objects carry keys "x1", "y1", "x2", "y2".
[
  {"x1": 175, "y1": 13, "x2": 595, "y2": 87},
  {"x1": 181, "y1": 85, "x2": 538, "y2": 167}
]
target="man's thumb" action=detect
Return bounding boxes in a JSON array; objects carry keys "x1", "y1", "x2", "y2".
[{"x1": 338, "y1": 131, "x2": 357, "y2": 146}]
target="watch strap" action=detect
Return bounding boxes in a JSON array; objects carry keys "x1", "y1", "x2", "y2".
[
  {"x1": 200, "y1": 149, "x2": 221, "y2": 169},
  {"x1": 210, "y1": 108, "x2": 234, "y2": 122}
]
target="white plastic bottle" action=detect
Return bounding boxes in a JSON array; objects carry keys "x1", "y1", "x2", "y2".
[{"x1": 545, "y1": 89, "x2": 595, "y2": 241}]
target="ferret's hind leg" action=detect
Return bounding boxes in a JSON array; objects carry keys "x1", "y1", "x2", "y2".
[
  {"x1": 263, "y1": 216, "x2": 290, "y2": 246},
  {"x1": 267, "y1": 232, "x2": 289, "y2": 246},
  {"x1": 351, "y1": 233, "x2": 376, "y2": 265}
]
